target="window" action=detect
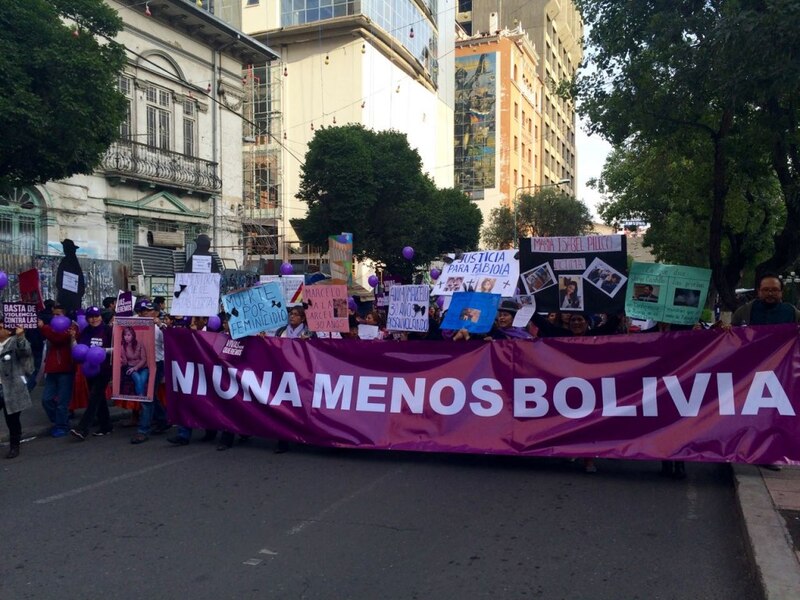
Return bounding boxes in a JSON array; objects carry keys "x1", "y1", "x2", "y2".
[
  {"x1": 514, "y1": 136, "x2": 518, "y2": 152},
  {"x1": 118, "y1": 75, "x2": 133, "y2": 140},
  {"x1": 146, "y1": 85, "x2": 172, "y2": 150},
  {"x1": 247, "y1": 0, "x2": 260, "y2": 4},
  {"x1": 183, "y1": 100, "x2": 196, "y2": 157},
  {"x1": 514, "y1": 102, "x2": 519, "y2": 120},
  {"x1": 514, "y1": 169, "x2": 518, "y2": 186},
  {"x1": 0, "y1": 188, "x2": 44, "y2": 256},
  {"x1": 118, "y1": 219, "x2": 136, "y2": 266}
]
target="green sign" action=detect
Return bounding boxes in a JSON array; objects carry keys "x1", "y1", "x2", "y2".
[{"x1": 625, "y1": 262, "x2": 712, "y2": 325}]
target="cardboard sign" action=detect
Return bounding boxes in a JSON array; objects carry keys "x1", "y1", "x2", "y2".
[
  {"x1": 625, "y1": 262, "x2": 712, "y2": 325},
  {"x1": 431, "y1": 250, "x2": 519, "y2": 297},
  {"x1": 222, "y1": 282, "x2": 288, "y2": 339},
  {"x1": 440, "y1": 292, "x2": 501, "y2": 334},
  {"x1": 171, "y1": 273, "x2": 221, "y2": 317},
  {"x1": 2, "y1": 303, "x2": 38, "y2": 329},
  {"x1": 304, "y1": 284, "x2": 349, "y2": 333},
  {"x1": 520, "y1": 235, "x2": 628, "y2": 313},
  {"x1": 387, "y1": 285, "x2": 430, "y2": 333}
]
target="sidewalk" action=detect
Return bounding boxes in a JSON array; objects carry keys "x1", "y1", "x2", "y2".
[{"x1": 3, "y1": 387, "x2": 799, "y2": 598}]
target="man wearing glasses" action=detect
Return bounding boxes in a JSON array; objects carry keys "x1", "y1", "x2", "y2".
[{"x1": 731, "y1": 273, "x2": 800, "y2": 326}]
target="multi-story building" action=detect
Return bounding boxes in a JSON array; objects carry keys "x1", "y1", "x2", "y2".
[
  {"x1": 0, "y1": 0, "x2": 277, "y2": 301},
  {"x1": 240, "y1": 0, "x2": 455, "y2": 265},
  {"x1": 459, "y1": 0, "x2": 582, "y2": 195},
  {"x1": 454, "y1": 16, "x2": 543, "y2": 225}
]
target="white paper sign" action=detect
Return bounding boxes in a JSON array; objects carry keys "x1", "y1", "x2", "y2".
[
  {"x1": 513, "y1": 304, "x2": 536, "y2": 328},
  {"x1": 357, "y1": 324, "x2": 381, "y2": 340},
  {"x1": 431, "y1": 250, "x2": 519, "y2": 297},
  {"x1": 192, "y1": 255, "x2": 212, "y2": 273},
  {"x1": 171, "y1": 273, "x2": 221, "y2": 317},
  {"x1": 62, "y1": 271, "x2": 79, "y2": 293},
  {"x1": 387, "y1": 285, "x2": 429, "y2": 333}
]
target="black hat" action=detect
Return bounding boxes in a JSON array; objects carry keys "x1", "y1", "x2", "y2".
[
  {"x1": 62, "y1": 238, "x2": 79, "y2": 251},
  {"x1": 498, "y1": 300, "x2": 519, "y2": 315}
]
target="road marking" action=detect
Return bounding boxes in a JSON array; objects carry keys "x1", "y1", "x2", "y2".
[
  {"x1": 259, "y1": 548, "x2": 279, "y2": 555},
  {"x1": 287, "y1": 467, "x2": 402, "y2": 536},
  {"x1": 33, "y1": 450, "x2": 211, "y2": 505},
  {"x1": 243, "y1": 559, "x2": 262, "y2": 566},
  {"x1": 686, "y1": 481, "x2": 699, "y2": 520}
]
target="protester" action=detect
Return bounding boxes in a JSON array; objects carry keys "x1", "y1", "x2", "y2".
[
  {"x1": 38, "y1": 305, "x2": 75, "y2": 438},
  {"x1": 729, "y1": 273, "x2": 799, "y2": 471},
  {"x1": 486, "y1": 300, "x2": 534, "y2": 340},
  {"x1": 70, "y1": 306, "x2": 113, "y2": 440},
  {"x1": 276, "y1": 307, "x2": 312, "y2": 338},
  {"x1": 101, "y1": 296, "x2": 116, "y2": 324},
  {"x1": 0, "y1": 316, "x2": 34, "y2": 459}
]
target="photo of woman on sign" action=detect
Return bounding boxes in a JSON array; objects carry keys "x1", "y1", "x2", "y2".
[{"x1": 120, "y1": 326, "x2": 149, "y2": 397}]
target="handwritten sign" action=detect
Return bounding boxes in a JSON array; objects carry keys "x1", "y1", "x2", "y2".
[
  {"x1": 431, "y1": 250, "x2": 519, "y2": 297},
  {"x1": 2, "y1": 303, "x2": 38, "y2": 329},
  {"x1": 625, "y1": 262, "x2": 711, "y2": 325},
  {"x1": 62, "y1": 271, "x2": 79, "y2": 293},
  {"x1": 192, "y1": 255, "x2": 212, "y2": 273},
  {"x1": 387, "y1": 285, "x2": 429, "y2": 333},
  {"x1": 259, "y1": 275, "x2": 304, "y2": 306},
  {"x1": 222, "y1": 282, "x2": 288, "y2": 339},
  {"x1": 304, "y1": 284, "x2": 349, "y2": 333},
  {"x1": 171, "y1": 273, "x2": 221, "y2": 317}
]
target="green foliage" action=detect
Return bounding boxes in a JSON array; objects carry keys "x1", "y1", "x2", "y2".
[
  {"x1": 292, "y1": 125, "x2": 482, "y2": 277},
  {"x1": 574, "y1": 0, "x2": 800, "y2": 308},
  {"x1": 482, "y1": 188, "x2": 592, "y2": 249},
  {"x1": 0, "y1": 0, "x2": 127, "y2": 189}
]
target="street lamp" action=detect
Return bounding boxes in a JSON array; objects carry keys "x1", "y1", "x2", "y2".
[{"x1": 513, "y1": 178, "x2": 571, "y2": 248}]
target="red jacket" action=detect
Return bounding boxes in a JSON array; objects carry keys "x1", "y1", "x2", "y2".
[{"x1": 39, "y1": 325, "x2": 74, "y2": 374}]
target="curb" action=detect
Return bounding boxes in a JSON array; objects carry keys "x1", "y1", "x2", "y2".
[{"x1": 733, "y1": 464, "x2": 800, "y2": 600}]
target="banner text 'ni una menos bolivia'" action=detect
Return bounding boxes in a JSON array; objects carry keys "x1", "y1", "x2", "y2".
[{"x1": 164, "y1": 325, "x2": 800, "y2": 464}]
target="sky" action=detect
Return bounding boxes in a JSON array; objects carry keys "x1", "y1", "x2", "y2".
[{"x1": 576, "y1": 119, "x2": 612, "y2": 219}]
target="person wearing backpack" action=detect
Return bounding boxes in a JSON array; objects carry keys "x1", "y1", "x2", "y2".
[{"x1": 0, "y1": 315, "x2": 34, "y2": 459}]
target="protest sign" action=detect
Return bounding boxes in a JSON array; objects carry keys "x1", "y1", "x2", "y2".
[
  {"x1": 520, "y1": 235, "x2": 628, "y2": 313},
  {"x1": 625, "y1": 262, "x2": 712, "y2": 325},
  {"x1": 440, "y1": 292, "x2": 501, "y2": 334},
  {"x1": 111, "y1": 316, "x2": 156, "y2": 403},
  {"x1": 304, "y1": 284, "x2": 349, "y2": 332},
  {"x1": 260, "y1": 275, "x2": 304, "y2": 307},
  {"x1": 222, "y1": 282, "x2": 288, "y2": 339},
  {"x1": 387, "y1": 285, "x2": 429, "y2": 333},
  {"x1": 358, "y1": 324, "x2": 381, "y2": 340},
  {"x1": 328, "y1": 233, "x2": 353, "y2": 286},
  {"x1": 431, "y1": 250, "x2": 519, "y2": 297},
  {"x1": 116, "y1": 290, "x2": 136, "y2": 316},
  {"x1": 18, "y1": 269, "x2": 43, "y2": 311},
  {"x1": 2, "y1": 303, "x2": 38, "y2": 329},
  {"x1": 171, "y1": 273, "x2": 221, "y2": 317}
]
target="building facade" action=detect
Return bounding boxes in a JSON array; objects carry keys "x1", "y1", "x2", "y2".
[
  {"x1": 0, "y1": 0, "x2": 278, "y2": 299},
  {"x1": 454, "y1": 19, "x2": 542, "y2": 226},
  {"x1": 240, "y1": 0, "x2": 456, "y2": 265},
  {"x1": 459, "y1": 0, "x2": 582, "y2": 195}
]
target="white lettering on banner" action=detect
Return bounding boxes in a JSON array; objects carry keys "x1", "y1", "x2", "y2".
[{"x1": 168, "y1": 362, "x2": 796, "y2": 418}]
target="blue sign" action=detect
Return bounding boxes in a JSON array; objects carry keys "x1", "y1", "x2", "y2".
[
  {"x1": 440, "y1": 292, "x2": 501, "y2": 334},
  {"x1": 222, "y1": 282, "x2": 288, "y2": 339}
]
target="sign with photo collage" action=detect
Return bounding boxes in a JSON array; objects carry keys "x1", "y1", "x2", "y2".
[
  {"x1": 625, "y1": 262, "x2": 712, "y2": 325},
  {"x1": 519, "y1": 235, "x2": 628, "y2": 314}
]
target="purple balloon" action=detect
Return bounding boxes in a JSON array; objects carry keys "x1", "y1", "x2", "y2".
[
  {"x1": 86, "y1": 346, "x2": 106, "y2": 365},
  {"x1": 82, "y1": 361, "x2": 101, "y2": 378},
  {"x1": 0, "y1": 271, "x2": 8, "y2": 290},
  {"x1": 347, "y1": 297, "x2": 358, "y2": 311},
  {"x1": 76, "y1": 315, "x2": 88, "y2": 332},
  {"x1": 435, "y1": 296, "x2": 445, "y2": 308},
  {"x1": 430, "y1": 268, "x2": 441, "y2": 281},
  {"x1": 368, "y1": 274, "x2": 379, "y2": 288},
  {"x1": 402, "y1": 246, "x2": 414, "y2": 260},
  {"x1": 51, "y1": 315, "x2": 72, "y2": 333},
  {"x1": 207, "y1": 315, "x2": 222, "y2": 332},
  {"x1": 280, "y1": 262, "x2": 294, "y2": 276},
  {"x1": 72, "y1": 343, "x2": 90, "y2": 363}
]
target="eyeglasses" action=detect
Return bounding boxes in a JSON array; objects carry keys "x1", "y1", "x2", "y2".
[{"x1": 759, "y1": 288, "x2": 782, "y2": 293}]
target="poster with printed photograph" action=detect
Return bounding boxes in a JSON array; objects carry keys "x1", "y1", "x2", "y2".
[
  {"x1": 520, "y1": 235, "x2": 627, "y2": 313},
  {"x1": 431, "y1": 250, "x2": 519, "y2": 297},
  {"x1": 624, "y1": 262, "x2": 711, "y2": 325},
  {"x1": 440, "y1": 292, "x2": 501, "y2": 334},
  {"x1": 304, "y1": 284, "x2": 349, "y2": 333},
  {"x1": 112, "y1": 317, "x2": 156, "y2": 403}
]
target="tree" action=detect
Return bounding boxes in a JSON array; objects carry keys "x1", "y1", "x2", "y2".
[
  {"x1": 573, "y1": 0, "x2": 800, "y2": 309},
  {"x1": 292, "y1": 125, "x2": 482, "y2": 277},
  {"x1": 481, "y1": 188, "x2": 593, "y2": 249},
  {"x1": 0, "y1": 0, "x2": 127, "y2": 189}
]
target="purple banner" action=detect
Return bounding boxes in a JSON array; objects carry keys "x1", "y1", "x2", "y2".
[{"x1": 164, "y1": 325, "x2": 800, "y2": 464}]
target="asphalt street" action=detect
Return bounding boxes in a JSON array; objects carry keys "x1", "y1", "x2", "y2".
[{"x1": 2, "y1": 434, "x2": 760, "y2": 599}]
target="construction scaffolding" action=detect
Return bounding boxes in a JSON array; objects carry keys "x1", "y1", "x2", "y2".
[{"x1": 242, "y1": 63, "x2": 283, "y2": 268}]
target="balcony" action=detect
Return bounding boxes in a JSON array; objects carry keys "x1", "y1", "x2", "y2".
[{"x1": 101, "y1": 140, "x2": 222, "y2": 194}]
